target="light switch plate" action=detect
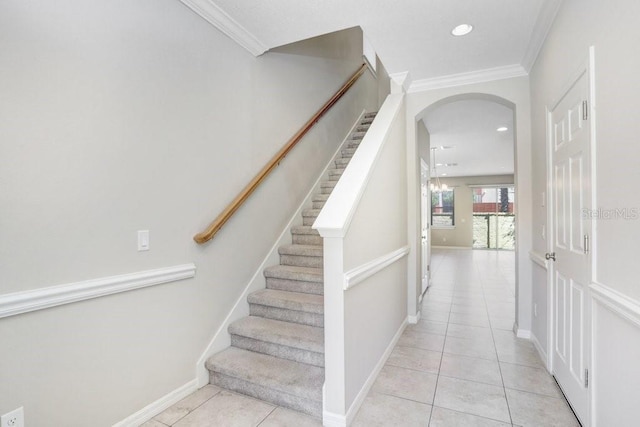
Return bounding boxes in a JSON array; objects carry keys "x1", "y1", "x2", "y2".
[{"x1": 137, "y1": 230, "x2": 150, "y2": 251}]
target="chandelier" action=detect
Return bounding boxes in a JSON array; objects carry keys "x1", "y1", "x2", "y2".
[{"x1": 430, "y1": 148, "x2": 448, "y2": 193}]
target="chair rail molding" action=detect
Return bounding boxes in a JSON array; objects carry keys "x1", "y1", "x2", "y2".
[
  {"x1": 0, "y1": 264, "x2": 197, "y2": 319},
  {"x1": 343, "y1": 246, "x2": 410, "y2": 291}
]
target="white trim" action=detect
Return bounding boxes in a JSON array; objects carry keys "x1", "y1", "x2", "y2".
[
  {"x1": 408, "y1": 311, "x2": 421, "y2": 324},
  {"x1": 529, "y1": 250, "x2": 548, "y2": 270},
  {"x1": 113, "y1": 379, "x2": 199, "y2": 427},
  {"x1": 196, "y1": 112, "x2": 367, "y2": 386},
  {"x1": 314, "y1": 94, "x2": 405, "y2": 238},
  {"x1": 521, "y1": 0, "x2": 564, "y2": 72},
  {"x1": 531, "y1": 332, "x2": 550, "y2": 371},
  {"x1": 389, "y1": 71, "x2": 411, "y2": 94},
  {"x1": 179, "y1": 0, "x2": 267, "y2": 56},
  {"x1": 430, "y1": 245, "x2": 471, "y2": 250},
  {"x1": 516, "y1": 328, "x2": 532, "y2": 339},
  {"x1": 0, "y1": 264, "x2": 196, "y2": 319},
  {"x1": 408, "y1": 64, "x2": 527, "y2": 93},
  {"x1": 323, "y1": 319, "x2": 408, "y2": 427},
  {"x1": 590, "y1": 282, "x2": 640, "y2": 328},
  {"x1": 343, "y1": 246, "x2": 410, "y2": 291}
]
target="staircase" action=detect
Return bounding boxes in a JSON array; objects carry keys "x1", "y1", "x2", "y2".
[{"x1": 205, "y1": 112, "x2": 376, "y2": 418}]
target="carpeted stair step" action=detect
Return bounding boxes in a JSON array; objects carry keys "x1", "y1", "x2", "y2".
[
  {"x1": 320, "y1": 180, "x2": 337, "y2": 194},
  {"x1": 301, "y1": 209, "x2": 322, "y2": 227},
  {"x1": 248, "y1": 289, "x2": 323, "y2": 327},
  {"x1": 291, "y1": 225, "x2": 322, "y2": 245},
  {"x1": 206, "y1": 347, "x2": 323, "y2": 417},
  {"x1": 334, "y1": 157, "x2": 350, "y2": 168},
  {"x1": 342, "y1": 147, "x2": 356, "y2": 157},
  {"x1": 279, "y1": 243, "x2": 322, "y2": 267},
  {"x1": 264, "y1": 264, "x2": 323, "y2": 295},
  {"x1": 229, "y1": 316, "x2": 324, "y2": 367},
  {"x1": 312, "y1": 193, "x2": 330, "y2": 210},
  {"x1": 356, "y1": 125, "x2": 371, "y2": 132},
  {"x1": 328, "y1": 168, "x2": 344, "y2": 179},
  {"x1": 346, "y1": 140, "x2": 361, "y2": 149}
]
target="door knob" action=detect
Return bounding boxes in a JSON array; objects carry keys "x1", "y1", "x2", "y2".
[{"x1": 545, "y1": 252, "x2": 556, "y2": 261}]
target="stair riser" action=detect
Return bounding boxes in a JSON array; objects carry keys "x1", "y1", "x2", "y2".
[
  {"x1": 342, "y1": 149, "x2": 356, "y2": 157},
  {"x1": 328, "y1": 171, "x2": 343, "y2": 179},
  {"x1": 312, "y1": 201, "x2": 325, "y2": 209},
  {"x1": 210, "y1": 372, "x2": 321, "y2": 418},
  {"x1": 346, "y1": 142, "x2": 360, "y2": 149},
  {"x1": 302, "y1": 216, "x2": 319, "y2": 226},
  {"x1": 266, "y1": 277, "x2": 323, "y2": 295},
  {"x1": 292, "y1": 234, "x2": 322, "y2": 245},
  {"x1": 230, "y1": 335, "x2": 324, "y2": 368},
  {"x1": 280, "y1": 254, "x2": 323, "y2": 268},
  {"x1": 320, "y1": 186, "x2": 334, "y2": 195},
  {"x1": 335, "y1": 159, "x2": 349, "y2": 168},
  {"x1": 250, "y1": 304, "x2": 324, "y2": 328}
]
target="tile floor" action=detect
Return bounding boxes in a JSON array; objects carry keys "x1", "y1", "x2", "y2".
[{"x1": 141, "y1": 248, "x2": 580, "y2": 427}]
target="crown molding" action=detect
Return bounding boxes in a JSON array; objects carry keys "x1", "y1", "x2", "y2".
[
  {"x1": 521, "y1": 0, "x2": 564, "y2": 72},
  {"x1": 408, "y1": 64, "x2": 528, "y2": 93},
  {"x1": 180, "y1": 0, "x2": 268, "y2": 56}
]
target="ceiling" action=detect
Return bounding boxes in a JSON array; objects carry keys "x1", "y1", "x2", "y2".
[
  {"x1": 182, "y1": 0, "x2": 559, "y2": 178},
  {"x1": 191, "y1": 0, "x2": 559, "y2": 82},
  {"x1": 422, "y1": 100, "x2": 514, "y2": 177}
]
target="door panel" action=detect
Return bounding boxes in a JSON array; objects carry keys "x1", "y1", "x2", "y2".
[{"x1": 550, "y1": 69, "x2": 591, "y2": 426}]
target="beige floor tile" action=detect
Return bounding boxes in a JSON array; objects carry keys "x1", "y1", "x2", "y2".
[
  {"x1": 446, "y1": 323, "x2": 493, "y2": 341},
  {"x1": 411, "y1": 319, "x2": 449, "y2": 336},
  {"x1": 153, "y1": 385, "x2": 221, "y2": 425},
  {"x1": 433, "y1": 376, "x2": 510, "y2": 423},
  {"x1": 387, "y1": 345, "x2": 442, "y2": 374},
  {"x1": 352, "y1": 392, "x2": 431, "y2": 427},
  {"x1": 449, "y1": 312, "x2": 491, "y2": 328},
  {"x1": 506, "y1": 388, "x2": 580, "y2": 427},
  {"x1": 421, "y1": 310, "x2": 451, "y2": 323},
  {"x1": 444, "y1": 335, "x2": 497, "y2": 361},
  {"x1": 140, "y1": 420, "x2": 168, "y2": 427},
  {"x1": 173, "y1": 391, "x2": 274, "y2": 427},
  {"x1": 489, "y1": 316, "x2": 515, "y2": 331},
  {"x1": 398, "y1": 329, "x2": 446, "y2": 352},
  {"x1": 429, "y1": 406, "x2": 512, "y2": 426},
  {"x1": 496, "y1": 345, "x2": 544, "y2": 368},
  {"x1": 258, "y1": 407, "x2": 321, "y2": 427},
  {"x1": 500, "y1": 362, "x2": 562, "y2": 398},
  {"x1": 439, "y1": 353, "x2": 502, "y2": 386},
  {"x1": 372, "y1": 364, "x2": 438, "y2": 404}
]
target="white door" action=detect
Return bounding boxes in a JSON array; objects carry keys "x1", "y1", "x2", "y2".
[
  {"x1": 420, "y1": 159, "x2": 430, "y2": 296},
  {"x1": 549, "y1": 67, "x2": 592, "y2": 426}
]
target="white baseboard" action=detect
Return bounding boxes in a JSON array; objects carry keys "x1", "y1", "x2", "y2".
[
  {"x1": 113, "y1": 379, "x2": 198, "y2": 427},
  {"x1": 408, "y1": 311, "x2": 421, "y2": 324},
  {"x1": 195, "y1": 111, "x2": 367, "y2": 386},
  {"x1": 322, "y1": 318, "x2": 408, "y2": 426},
  {"x1": 516, "y1": 329, "x2": 532, "y2": 339},
  {"x1": 530, "y1": 332, "x2": 550, "y2": 371}
]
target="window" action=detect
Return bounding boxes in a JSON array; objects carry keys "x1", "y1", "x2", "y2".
[
  {"x1": 431, "y1": 189, "x2": 454, "y2": 227},
  {"x1": 472, "y1": 186, "x2": 516, "y2": 250}
]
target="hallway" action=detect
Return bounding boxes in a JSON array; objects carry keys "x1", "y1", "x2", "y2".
[
  {"x1": 142, "y1": 249, "x2": 580, "y2": 426},
  {"x1": 352, "y1": 248, "x2": 580, "y2": 426}
]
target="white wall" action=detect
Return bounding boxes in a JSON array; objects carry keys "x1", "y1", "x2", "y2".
[
  {"x1": 0, "y1": 2, "x2": 379, "y2": 425},
  {"x1": 315, "y1": 93, "x2": 407, "y2": 424},
  {"x1": 406, "y1": 77, "x2": 533, "y2": 333},
  {"x1": 529, "y1": 0, "x2": 640, "y2": 423}
]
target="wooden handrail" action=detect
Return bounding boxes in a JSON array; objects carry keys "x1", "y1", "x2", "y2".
[{"x1": 194, "y1": 63, "x2": 368, "y2": 244}]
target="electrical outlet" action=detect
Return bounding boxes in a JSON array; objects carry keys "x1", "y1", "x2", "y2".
[{"x1": 1, "y1": 407, "x2": 24, "y2": 427}]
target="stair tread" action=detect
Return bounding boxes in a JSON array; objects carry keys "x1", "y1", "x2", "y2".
[
  {"x1": 290, "y1": 225, "x2": 320, "y2": 235},
  {"x1": 229, "y1": 316, "x2": 324, "y2": 353},
  {"x1": 278, "y1": 244, "x2": 323, "y2": 257},
  {"x1": 206, "y1": 347, "x2": 323, "y2": 401},
  {"x1": 264, "y1": 264, "x2": 323, "y2": 283},
  {"x1": 248, "y1": 289, "x2": 323, "y2": 314},
  {"x1": 302, "y1": 209, "x2": 322, "y2": 217}
]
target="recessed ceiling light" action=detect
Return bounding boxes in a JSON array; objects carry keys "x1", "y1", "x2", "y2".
[
  {"x1": 451, "y1": 24, "x2": 473, "y2": 36},
  {"x1": 497, "y1": 126, "x2": 508, "y2": 132}
]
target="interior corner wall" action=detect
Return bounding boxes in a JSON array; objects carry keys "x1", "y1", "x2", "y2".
[
  {"x1": 529, "y1": 0, "x2": 640, "y2": 423},
  {"x1": 406, "y1": 75, "x2": 533, "y2": 335},
  {"x1": 430, "y1": 175, "x2": 515, "y2": 248},
  {"x1": 0, "y1": 2, "x2": 378, "y2": 425},
  {"x1": 376, "y1": 57, "x2": 391, "y2": 109}
]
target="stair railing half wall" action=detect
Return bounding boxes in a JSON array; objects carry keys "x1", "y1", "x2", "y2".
[{"x1": 193, "y1": 63, "x2": 368, "y2": 244}]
